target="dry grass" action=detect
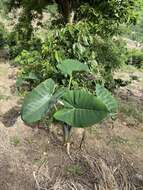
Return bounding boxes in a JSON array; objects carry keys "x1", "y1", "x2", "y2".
[{"x1": 32, "y1": 147, "x2": 143, "y2": 190}]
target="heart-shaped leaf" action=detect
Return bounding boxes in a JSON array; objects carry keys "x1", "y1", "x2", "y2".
[
  {"x1": 57, "y1": 59, "x2": 89, "y2": 76},
  {"x1": 21, "y1": 79, "x2": 65, "y2": 124},
  {"x1": 54, "y1": 90, "x2": 109, "y2": 128}
]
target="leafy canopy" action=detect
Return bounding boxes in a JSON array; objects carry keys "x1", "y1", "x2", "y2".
[{"x1": 6, "y1": 0, "x2": 142, "y2": 28}]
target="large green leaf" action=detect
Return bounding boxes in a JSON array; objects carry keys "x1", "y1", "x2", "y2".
[
  {"x1": 57, "y1": 59, "x2": 89, "y2": 76},
  {"x1": 54, "y1": 90, "x2": 109, "y2": 128},
  {"x1": 96, "y1": 84, "x2": 118, "y2": 114},
  {"x1": 21, "y1": 79, "x2": 65, "y2": 124}
]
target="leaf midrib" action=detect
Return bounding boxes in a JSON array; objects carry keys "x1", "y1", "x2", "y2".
[
  {"x1": 63, "y1": 107, "x2": 108, "y2": 112},
  {"x1": 23, "y1": 84, "x2": 55, "y2": 119},
  {"x1": 23, "y1": 94, "x2": 52, "y2": 119}
]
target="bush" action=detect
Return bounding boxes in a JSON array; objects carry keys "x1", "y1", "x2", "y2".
[
  {"x1": 127, "y1": 49, "x2": 143, "y2": 68},
  {"x1": 41, "y1": 23, "x2": 128, "y2": 90},
  {"x1": 7, "y1": 31, "x2": 42, "y2": 59},
  {"x1": 15, "y1": 50, "x2": 53, "y2": 79},
  {"x1": 15, "y1": 22, "x2": 128, "y2": 91},
  {"x1": 15, "y1": 50, "x2": 54, "y2": 89},
  {"x1": 0, "y1": 22, "x2": 7, "y2": 49}
]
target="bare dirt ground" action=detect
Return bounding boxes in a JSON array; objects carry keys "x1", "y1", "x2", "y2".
[{"x1": 0, "y1": 61, "x2": 143, "y2": 190}]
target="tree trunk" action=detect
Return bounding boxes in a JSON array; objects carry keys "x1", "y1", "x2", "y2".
[
  {"x1": 56, "y1": 0, "x2": 75, "y2": 23},
  {"x1": 68, "y1": 10, "x2": 75, "y2": 24}
]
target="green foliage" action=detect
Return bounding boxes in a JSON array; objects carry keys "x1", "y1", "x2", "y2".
[
  {"x1": 127, "y1": 49, "x2": 143, "y2": 68},
  {"x1": 0, "y1": 22, "x2": 7, "y2": 49},
  {"x1": 120, "y1": 101, "x2": 143, "y2": 123},
  {"x1": 77, "y1": 1, "x2": 140, "y2": 37},
  {"x1": 7, "y1": 32, "x2": 42, "y2": 59},
  {"x1": 3, "y1": 0, "x2": 137, "y2": 92},
  {"x1": 123, "y1": 14, "x2": 143, "y2": 43},
  {"x1": 21, "y1": 59, "x2": 117, "y2": 128},
  {"x1": 96, "y1": 84, "x2": 118, "y2": 114},
  {"x1": 21, "y1": 59, "x2": 118, "y2": 145},
  {"x1": 5, "y1": 0, "x2": 49, "y2": 41},
  {"x1": 21, "y1": 79, "x2": 65, "y2": 124},
  {"x1": 15, "y1": 49, "x2": 55, "y2": 89},
  {"x1": 0, "y1": 0, "x2": 7, "y2": 16},
  {"x1": 14, "y1": 22, "x2": 128, "y2": 90},
  {"x1": 108, "y1": 135, "x2": 129, "y2": 145},
  {"x1": 65, "y1": 164, "x2": 83, "y2": 176},
  {"x1": 41, "y1": 24, "x2": 128, "y2": 89},
  {"x1": 57, "y1": 59, "x2": 89, "y2": 76},
  {"x1": 15, "y1": 49, "x2": 52, "y2": 79},
  {"x1": 7, "y1": 0, "x2": 142, "y2": 35},
  {"x1": 54, "y1": 90, "x2": 109, "y2": 128},
  {"x1": 10, "y1": 136, "x2": 21, "y2": 146},
  {"x1": 3, "y1": 0, "x2": 141, "y2": 66}
]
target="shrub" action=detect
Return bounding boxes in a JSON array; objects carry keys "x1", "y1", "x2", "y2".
[
  {"x1": 14, "y1": 22, "x2": 128, "y2": 91},
  {"x1": 0, "y1": 22, "x2": 7, "y2": 49},
  {"x1": 7, "y1": 31, "x2": 42, "y2": 59},
  {"x1": 127, "y1": 49, "x2": 143, "y2": 68},
  {"x1": 41, "y1": 23, "x2": 128, "y2": 90},
  {"x1": 15, "y1": 50, "x2": 54, "y2": 89}
]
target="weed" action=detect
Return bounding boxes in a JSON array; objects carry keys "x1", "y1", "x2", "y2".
[
  {"x1": 88, "y1": 127, "x2": 103, "y2": 140},
  {"x1": 107, "y1": 135, "x2": 129, "y2": 145},
  {"x1": 65, "y1": 164, "x2": 83, "y2": 176},
  {"x1": 120, "y1": 64, "x2": 140, "y2": 74},
  {"x1": 10, "y1": 136, "x2": 20, "y2": 146},
  {"x1": 32, "y1": 159, "x2": 41, "y2": 165},
  {"x1": 0, "y1": 94, "x2": 10, "y2": 100},
  {"x1": 32, "y1": 158, "x2": 48, "y2": 167},
  {"x1": 25, "y1": 137, "x2": 34, "y2": 144},
  {"x1": 120, "y1": 102, "x2": 143, "y2": 123}
]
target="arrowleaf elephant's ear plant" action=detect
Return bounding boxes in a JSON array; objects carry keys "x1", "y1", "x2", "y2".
[{"x1": 21, "y1": 59, "x2": 118, "y2": 154}]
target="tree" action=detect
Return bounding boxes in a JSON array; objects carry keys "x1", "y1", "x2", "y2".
[
  {"x1": 7, "y1": 0, "x2": 142, "y2": 25},
  {"x1": 4, "y1": 0, "x2": 143, "y2": 90}
]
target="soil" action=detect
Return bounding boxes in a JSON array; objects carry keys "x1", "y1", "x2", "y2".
[{"x1": 0, "y1": 61, "x2": 143, "y2": 190}]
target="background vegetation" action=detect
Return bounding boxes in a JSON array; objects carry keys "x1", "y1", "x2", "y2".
[
  {"x1": 0, "y1": 0, "x2": 142, "y2": 91},
  {"x1": 0, "y1": 1, "x2": 143, "y2": 189}
]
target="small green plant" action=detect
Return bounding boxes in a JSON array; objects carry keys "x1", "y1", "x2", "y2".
[
  {"x1": 21, "y1": 59, "x2": 118, "y2": 153},
  {"x1": 127, "y1": 49, "x2": 143, "y2": 69},
  {"x1": 65, "y1": 164, "x2": 83, "y2": 176},
  {"x1": 11, "y1": 136, "x2": 20, "y2": 146},
  {"x1": 0, "y1": 94, "x2": 10, "y2": 100},
  {"x1": 25, "y1": 137, "x2": 34, "y2": 144},
  {"x1": 108, "y1": 135, "x2": 129, "y2": 145},
  {"x1": 120, "y1": 101, "x2": 143, "y2": 123}
]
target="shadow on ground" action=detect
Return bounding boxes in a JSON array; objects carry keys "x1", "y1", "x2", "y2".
[{"x1": 1, "y1": 106, "x2": 20, "y2": 127}]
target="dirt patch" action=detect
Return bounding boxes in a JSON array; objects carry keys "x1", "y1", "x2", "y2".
[
  {"x1": 0, "y1": 155, "x2": 35, "y2": 190},
  {"x1": 29, "y1": 139, "x2": 143, "y2": 190}
]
